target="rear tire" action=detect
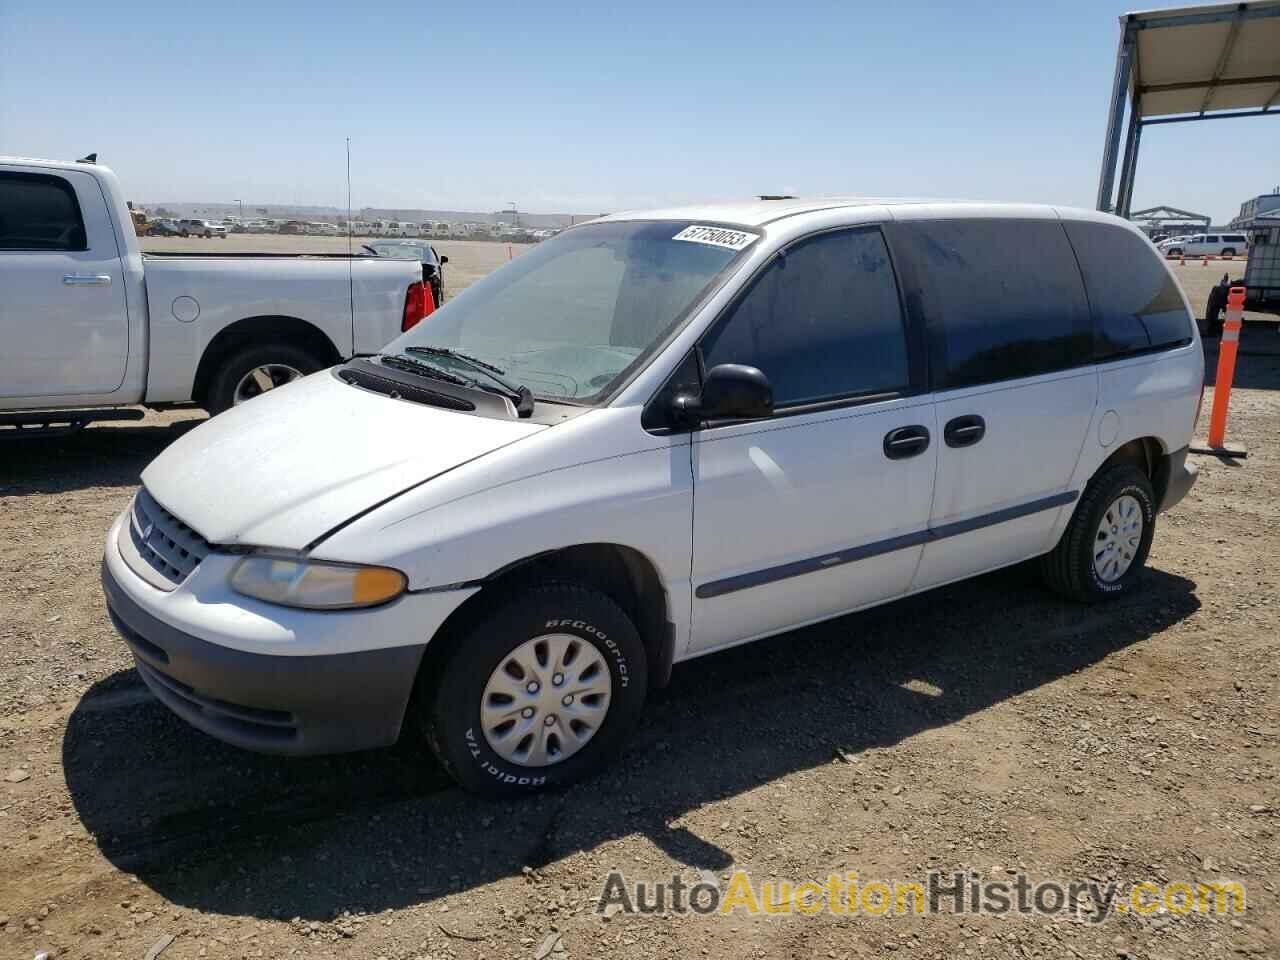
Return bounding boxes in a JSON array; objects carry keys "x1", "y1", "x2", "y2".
[
  {"x1": 1039, "y1": 464, "x2": 1156, "y2": 603},
  {"x1": 421, "y1": 582, "x2": 648, "y2": 796},
  {"x1": 1222, "y1": 248, "x2": 1236, "y2": 257},
  {"x1": 204, "y1": 342, "x2": 325, "y2": 415},
  {"x1": 1204, "y1": 286, "x2": 1227, "y2": 337}
]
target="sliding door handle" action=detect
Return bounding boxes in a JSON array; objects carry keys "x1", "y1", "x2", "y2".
[
  {"x1": 944, "y1": 415, "x2": 986, "y2": 448},
  {"x1": 63, "y1": 274, "x2": 112, "y2": 286}
]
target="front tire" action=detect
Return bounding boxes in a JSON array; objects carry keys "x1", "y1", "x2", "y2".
[
  {"x1": 1222, "y1": 248, "x2": 1236, "y2": 257},
  {"x1": 1040, "y1": 464, "x2": 1156, "y2": 602},
  {"x1": 422, "y1": 582, "x2": 648, "y2": 796},
  {"x1": 204, "y1": 342, "x2": 325, "y2": 415}
]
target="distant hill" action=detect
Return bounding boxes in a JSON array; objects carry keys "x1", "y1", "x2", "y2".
[{"x1": 137, "y1": 201, "x2": 605, "y2": 228}]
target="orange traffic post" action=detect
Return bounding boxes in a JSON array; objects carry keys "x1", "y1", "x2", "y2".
[{"x1": 1191, "y1": 286, "x2": 1248, "y2": 459}]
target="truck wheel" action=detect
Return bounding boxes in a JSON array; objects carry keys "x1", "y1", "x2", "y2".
[
  {"x1": 1204, "y1": 287, "x2": 1227, "y2": 337},
  {"x1": 1039, "y1": 464, "x2": 1156, "y2": 603},
  {"x1": 204, "y1": 342, "x2": 326, "y2": 415},
  {"x1": 421, "y1": 582, "x2": 648, "y2": 796}
]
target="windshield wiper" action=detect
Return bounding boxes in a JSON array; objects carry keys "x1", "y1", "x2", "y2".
[
  {"x1": 376, "y1": 353, "x2": 469, "y2": 387},
  {"x1": 404, "y1": 345, "x2": 534, "y2": 417}
]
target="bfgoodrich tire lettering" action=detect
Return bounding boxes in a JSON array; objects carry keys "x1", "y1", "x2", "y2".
[
  {"x1": 422, "y1": 582, "x2": 648, "y2": 796},
  {"x1": 1039, "y1": 464, "x2": 1156, "y2": 603}
]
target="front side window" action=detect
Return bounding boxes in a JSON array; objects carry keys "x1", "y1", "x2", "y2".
[
  {"x1": 896, "y1": 219, "x2": 1092, "y2": 389},
  {"x1": 1063, "y1": 221, "x2": 1192, "y2": 356},
  {"x1": 0, "y1": 172, "x2": 87, "y2": 251},
  {"x1": 384, "y1": 220, "x2": 755, "y2": 403},
  {"x1": 699, "y1": 227, "x2": 909, "y2": 407}
]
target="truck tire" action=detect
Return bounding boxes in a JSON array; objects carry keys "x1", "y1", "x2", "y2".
[
  {"x1": 420, "y1": 582, "x2": 648, "y2": 796},
  {"x1": 204, "y1": 342, "x2": 326, "y2": 415},
  {"x1": 1204, "y1": 286, "x2": 1227, "y2": 337},
  {"x1": 1039, "y1": 464, "x2": 1156, "y2": 603}
]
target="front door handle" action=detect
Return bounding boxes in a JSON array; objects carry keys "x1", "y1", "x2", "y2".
[
  {"x1": 63, "y1": 274, "x2": 112, "y2": 286},
  {"x1": 944, "y1": 414, "x2": 986, "y2": 448},
  {"x1": 883, "y1": 425, "x2": 930, "y2": 460}
]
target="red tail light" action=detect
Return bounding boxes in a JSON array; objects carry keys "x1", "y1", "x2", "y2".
[{"x1": 402, "y1": 281, "x2": 426, "y2": 331}]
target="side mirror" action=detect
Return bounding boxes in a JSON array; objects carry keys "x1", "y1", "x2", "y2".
[
  {"x1": 439, "y1": 254, "x2": 449, "y2": 264},
  {"x1": 673, "y1": 363, "x2": 773, "y2": 423}
]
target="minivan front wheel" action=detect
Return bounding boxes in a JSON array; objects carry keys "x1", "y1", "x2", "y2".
[
  {"x1": 1040, "y1": 464, "x2": 1156, "y2": 602},
  {"x1": 422, "y1": 582, "x2": 648, "y2": 796}
]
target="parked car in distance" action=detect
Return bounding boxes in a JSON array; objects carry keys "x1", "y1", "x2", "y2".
[
  {"x1": 102, "y1": 199, "x2": 1202, "y2": 796},
  {"x1": 169, "y1": 218, "x2": 226, "y2": 239},
  {"x1": 1, "y1": 155, "x2": 428, "y2": 425},
  {"x1": 146, "y1": 218, "x2": 183, "y2": 237},
  {"x1": 1159, "y1": 233, "x2": 1247, "y2": 258},
  {"x1": 364, "y1": 239, "x2": 448, "y2": 307}
]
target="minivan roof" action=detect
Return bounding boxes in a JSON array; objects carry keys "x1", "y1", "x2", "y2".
[{"x1": 593, "y1": 198, "x2": 1128, "y2": 229}]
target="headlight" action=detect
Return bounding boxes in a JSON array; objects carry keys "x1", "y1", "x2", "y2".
[{"x1": 229, "y1": 555, "x2": 407, "y2": 610}]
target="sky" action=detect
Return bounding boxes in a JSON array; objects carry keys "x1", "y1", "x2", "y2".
[{"x1": 1, "y1": 0, "x2": 1275, "y2": 221}]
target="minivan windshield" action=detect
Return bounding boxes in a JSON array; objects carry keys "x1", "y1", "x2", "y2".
[{"x1": 381, "y1": 220, "x2": 756, "y2": 403}]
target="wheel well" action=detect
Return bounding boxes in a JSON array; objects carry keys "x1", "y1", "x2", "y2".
[
  {"x1": 417, "y1": 544, "x2": 674, "y2": 701},
  {"x1": 192, "y1": 315, "x2": 341, "y2": 406},
  {"x1": 1098, "y1": 436, "x2": 1171, "y2": 501}
]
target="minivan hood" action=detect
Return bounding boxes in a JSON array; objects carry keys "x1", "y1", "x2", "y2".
[{"x1": 141, "y1": 371, "x2": 545, "y2": 549}]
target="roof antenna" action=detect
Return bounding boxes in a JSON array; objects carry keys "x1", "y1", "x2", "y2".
[
  {"x1": 77, "y1": 152, "x2": 97, "y2": 164},
  {"x1": 758, "y1": 194, "x2": 795, "y2": 200}
]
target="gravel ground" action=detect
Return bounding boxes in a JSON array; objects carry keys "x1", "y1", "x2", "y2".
[{"x1": 1, "y1": 254, "x2": 1278, "y2": 960}]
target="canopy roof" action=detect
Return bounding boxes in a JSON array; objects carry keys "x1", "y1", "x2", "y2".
[
  {"x1": 1097, "y1": 2, "x2": 1280, "y2": 215},
  {"x1": 1129, "y1": 1, "x2": 1280, "y2": 118}
]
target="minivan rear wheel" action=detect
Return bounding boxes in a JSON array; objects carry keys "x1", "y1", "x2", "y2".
[
  {"x1": 1039, "y1": 464, "x2": 1156, "y2": 602},
  {"x1": 421, "y1": 582, "x2": 648, "y2": 796}
]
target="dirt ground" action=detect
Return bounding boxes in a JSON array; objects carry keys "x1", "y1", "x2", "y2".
[{"x1": 2, "y1": 254, "x2": 1278, "y2": 960}]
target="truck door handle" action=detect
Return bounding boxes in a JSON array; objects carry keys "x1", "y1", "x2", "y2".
[
  {"x1": 883, "y1": 425, "x2": 930, "y2": 460},
  {"x1": 944, "y1": 414, "x2": 986, "y2": 448},
  {"x1": 63, "y1": 274, "x2": 112, "y2": 286}
]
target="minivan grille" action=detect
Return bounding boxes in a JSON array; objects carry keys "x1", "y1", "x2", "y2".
[{"x1": 124, "y1": 488, "x2": 210, "y2": 588}]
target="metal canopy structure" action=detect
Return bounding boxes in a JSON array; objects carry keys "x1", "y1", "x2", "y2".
[
  {"x1": 1097, "y1": 1, "x2": 1280, "y2": 217},
  {"x1": 1128, "y1": 204, "x2": 1212, "y2": 232}
]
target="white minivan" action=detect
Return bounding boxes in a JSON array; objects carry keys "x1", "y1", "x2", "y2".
[{"x1": 102, "y1": 199, "x2": 1203, "y2": 795}]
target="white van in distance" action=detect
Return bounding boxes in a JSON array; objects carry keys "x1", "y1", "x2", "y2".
[{"x1": 102, "y1": 199, "x2": 1203, "y2": 795}]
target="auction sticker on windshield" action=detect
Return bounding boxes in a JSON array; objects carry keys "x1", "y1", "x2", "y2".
[{"x1": 672, "y1": 225, "x2": 756, "y2": 251}]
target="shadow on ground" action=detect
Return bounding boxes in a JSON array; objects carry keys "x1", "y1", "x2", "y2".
[
  {"x1": 0, "y1": 417, "x2": 204, "y2": 495},
  {"x1": 1202, "y1": 334, "x2": 1280, "y2": 390},
  {"x1": 65, "y1": 564, "x2": 1199, "y2": 921}
]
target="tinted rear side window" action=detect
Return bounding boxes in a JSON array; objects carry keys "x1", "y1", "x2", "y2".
[
  {"x1": 1063, "y1": 221, "x2": 1192, "y2": 358},
  {"x1": 897, "y1": 219, "x2": 1092, "y2": 389},
  {"x1": 0, "y1": 172, "x2": 87, "y2": 251},
  {"x1": 700, "y1": 227, "x2": 909, "y2": 406}
]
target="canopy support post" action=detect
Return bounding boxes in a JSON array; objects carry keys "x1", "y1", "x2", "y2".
[
  {"x1": 1116, "y1": 105, "x2": 1143, "y2": 217},
  {"x1": 1097, "y1": 18, "x2": 1137, "y2": 213}
]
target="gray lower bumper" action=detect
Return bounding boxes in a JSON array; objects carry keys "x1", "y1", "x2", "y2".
[
  {"x1": 102, "y1": 562, "x2": 426, "y2": 755},
  {"x1": 1158, "y1": 446, "x2": 1199, "y2": 514}
]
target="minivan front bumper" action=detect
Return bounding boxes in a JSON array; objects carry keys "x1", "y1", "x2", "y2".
[{"x1": 102, "y1": 560, "x2": 427, "y2": 754}]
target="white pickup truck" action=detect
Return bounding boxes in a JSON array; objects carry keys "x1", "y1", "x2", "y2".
[{"x1": 0, "y1": 156, "x2": 427, "y2": 431}]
